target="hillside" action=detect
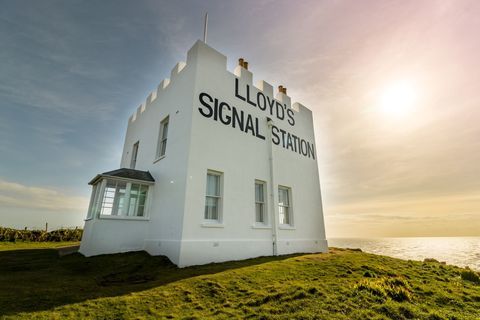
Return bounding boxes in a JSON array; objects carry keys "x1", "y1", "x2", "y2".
[{"x1": 0, "y1": 243, "x2": 479, "y2": 319}]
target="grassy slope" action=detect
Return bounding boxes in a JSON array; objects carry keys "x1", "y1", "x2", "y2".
[{"x1": 0, "y1": 243, "x2": 479, "y2": 319}]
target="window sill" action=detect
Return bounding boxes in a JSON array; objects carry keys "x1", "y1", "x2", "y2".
[
  {"x1": 201, "y1": 222, "x2": 225, "y2": 228},
  {"x1": 252, "y1": 224, "x2": 271, "y2": 229},
  {"x1": 153, "y1": 155, "x2": 166, "y2": 163},
  {"x1": 99, "y1": 215, "x2": 149, "y2": 221},
  {"x1": 279, "y1": 225, "x2": 296, "y2": 230}
]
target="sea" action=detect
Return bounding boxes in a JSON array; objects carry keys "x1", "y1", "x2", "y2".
[{"x1": 328, "y1": 237, "x2": 480, "y2": 271}]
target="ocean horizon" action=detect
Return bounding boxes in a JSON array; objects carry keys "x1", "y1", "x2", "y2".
[{"x1": 328, "y1": 236, "x2": 480, "y2": 271}]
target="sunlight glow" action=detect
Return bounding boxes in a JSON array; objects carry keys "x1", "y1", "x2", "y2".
[{"x1": 378, "y1": 81, "x2": 417, "y2": 118}]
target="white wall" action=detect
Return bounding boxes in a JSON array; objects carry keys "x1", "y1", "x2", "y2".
[
  {"x1": 80, "y1": 218, "x2": 149, "y2": 256},
  {"x1": 179, "y1": 41, "x2": 327, "y2": 266}
]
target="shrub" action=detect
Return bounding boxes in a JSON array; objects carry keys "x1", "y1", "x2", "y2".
[
  {"x1": 460, "y1": 270, "x2": 480, "y2": 284},
  {"x1": 0, "y1": 227, "x2": 83, "y2": 242}
]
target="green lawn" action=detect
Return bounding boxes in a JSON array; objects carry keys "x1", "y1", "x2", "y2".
[{"x1": 0, "y1": 243, "x2": 479, "y2": 319}]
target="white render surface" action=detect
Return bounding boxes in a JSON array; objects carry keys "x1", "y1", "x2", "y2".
[{"x1": 79, "y1": 40, "x2": 328, "y2": 267}]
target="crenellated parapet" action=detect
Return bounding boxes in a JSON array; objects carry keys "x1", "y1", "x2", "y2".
[
  {"x1": 129, "y1": 40, "x2": 311, "y2": 124},
  {"x1": 129, "y1": 63, "x2": 183, "y2": 123}
]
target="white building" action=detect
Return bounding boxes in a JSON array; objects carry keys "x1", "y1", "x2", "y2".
[{"x1": 79, "y1": 40, "x2": 328, "y2": 267}]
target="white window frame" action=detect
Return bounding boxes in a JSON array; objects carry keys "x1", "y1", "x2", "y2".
[
  {"x1": 95, "y1": 178, "x2": 151, "y2": 220},
  {"x1": 155, "y1": 116, "x2": 169, "y2": 161},
  {"x1": 278, "y1": 185, "x2": 293, "y2": 226},
  {"x1": 254, "y1": 180, "x2": 268, "y2": 226},
  {"x1": 130, "y1": 141, "x2": 139, "y2": 169},
  {"x1": 203, "y1": 170, "x2": 223, "y2": 224}
]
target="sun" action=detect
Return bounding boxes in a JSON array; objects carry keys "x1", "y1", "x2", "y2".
[{"x1": 378, "y1": 81, "x2": 417, "y2": 118}]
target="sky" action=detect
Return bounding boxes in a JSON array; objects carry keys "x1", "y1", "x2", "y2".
[{"x1": 1, "y1": 0, "x2": 479, "y2": 237}]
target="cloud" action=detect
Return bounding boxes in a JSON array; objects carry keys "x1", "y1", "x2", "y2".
[{"x1": 0, "y1": 179, "x2": 89, "y2": 212}]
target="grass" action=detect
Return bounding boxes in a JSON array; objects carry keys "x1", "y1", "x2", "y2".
[{"x1": 0, "y1": 243, "x2": 479, "y2": 319}]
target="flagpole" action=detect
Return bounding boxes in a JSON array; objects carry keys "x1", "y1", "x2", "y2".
[{"x1": 203, "y1": 13, "x2": 208, "y2": 43}]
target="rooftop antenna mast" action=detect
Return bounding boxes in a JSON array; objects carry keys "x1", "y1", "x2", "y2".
[{"x1": 203, "y1": 12, "x2": 208, "y2": 43}]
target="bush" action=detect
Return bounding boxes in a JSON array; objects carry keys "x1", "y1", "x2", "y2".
[
  {"x1": 0, "y1": 227, "x2": 83, "y2": 242},
  {"x1": 460, "y1": 270, "x2": 480, "y2": 284}
]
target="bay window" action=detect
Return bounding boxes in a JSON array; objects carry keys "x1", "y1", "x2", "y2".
[{"x1": 87, "y1": 178, "x2": 150, "y2": 219}]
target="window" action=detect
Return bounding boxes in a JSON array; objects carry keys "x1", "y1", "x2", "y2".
[
  {"x1": 96, "y1": 179, "x2": 149, "y2": 218},
  {"x1": 278, "y1": 186, "x2": 292, "y2": 225},
  {"x1": 86, "y1": 184, "x2": 99, "y2": 219},
  {"x1": 156, "y1": 116, "x2": 169, "y2": 159},
  {"x1": 204, "y1": 171, "x2": 222, "y2": 221},
  {"x1": 87, "y1": 181, "x2": 106, "y2": 219},
  {"x1": 255, "y1": 181, "x2": 266, "y2": 224},
  {"x1": 131, "y1": 141, "x2": 139, "y2": 169},
  {"x1": 102, "y1": 180, "x2": 127, "y2": 216},
  {"x1": 128, "y1": 183, "x2": 148, "y2": 217}
]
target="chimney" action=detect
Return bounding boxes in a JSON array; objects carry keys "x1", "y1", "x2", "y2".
[
  {"x1": 282, "y1": 87, "x2": 287, "y2": 95},
  {"x1": 238, "y1": 58, "x2": 249, "y2": 70},
  {"x1": 278, "y1": 85, "x2": 284, "y2": 93}
]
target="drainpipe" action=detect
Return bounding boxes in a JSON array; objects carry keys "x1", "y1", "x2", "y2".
[{"x1": 267, "y1": 117, "x2": 278, "y2": 256}]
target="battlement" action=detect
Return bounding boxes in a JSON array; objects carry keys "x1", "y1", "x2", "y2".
[{"x1": 129, "y1": 40, "x2": 311, "y2": 124}]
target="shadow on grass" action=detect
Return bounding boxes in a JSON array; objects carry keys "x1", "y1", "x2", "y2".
[{"x1": 0, "y1": 247, "x2": 302, "y2": 316}]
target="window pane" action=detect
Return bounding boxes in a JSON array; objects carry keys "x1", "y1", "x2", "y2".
[
  {"x1": 131, "y1": 142, "x2": 139, "y2": 169},
  {"x1": 160, "y1": 140, "x2": 167, "y2": 156},
  {"x1": 138, "y1": 194, "x2": 146, "y2": 206},
  {"x1": 279, "y1": 206, "x2": 290, "y2": 225},
  {"x1": 93, "y1": 184, "x2": 103, "y2": 217},
  {"x1": 117, "y1": 196, "x2": 126, "y2": 215},
  {"x1": 129, "y1": 183, "x2": 139, "y2": 214},
  {"x1": 114, "y1": 181, "x2": 127, "y2": 215},
  {"x1": 130, "y1": 183, "x2": 139, "y2": 196},
  {"x1": 157, "y1": 118, "x2": 169, "y2": 158},
  {"x1": 140, "y1": 184, "x2": 148, "y2": 196},
  {"x1": 87, "y1": 185, "x2": 97, "y2": 218},
  {"x1": 204, "y1": 196, "x2": 218, "y2": 220},
  {"x1": 206, "y1": 174, "x2": 219, "y2": 196},
  {"x1": 255, "y1": 183, "x2": 264, "y2": 202},
  {"x1": 101, "y1": 181, "x2": 116, "y2": 215},
  {"x1": 128, "y1": 196, "x2": 137, "y2": 216},
  {"x1": 278, "y1": 188, "x2": 289, "y2": 206},
  {"x1": 137, "y1": 205, "x2": 145, "y2": 217},
  {"x1": 162, "y1": 121, "x2": 169, "y2": 138},
  {"x1": 256, "y1": 203, "x2": 264, "y2": 223},
  {"x1": 101, "y1": 206, "x2": 112, "y2": 215}
]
